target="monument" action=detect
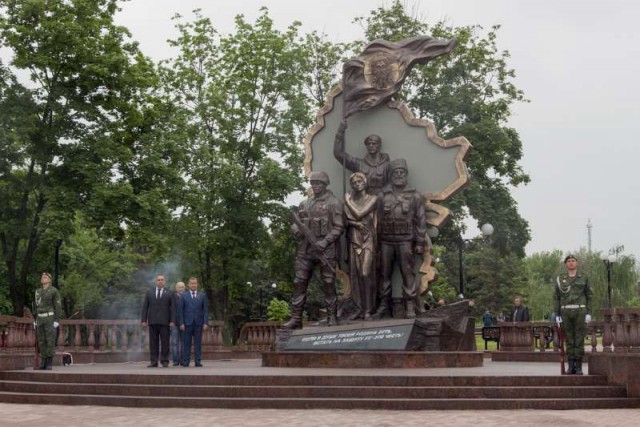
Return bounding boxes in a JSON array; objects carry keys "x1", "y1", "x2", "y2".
[{"x1": 272, "y1": 35, "x2": 478, "y2": 364}]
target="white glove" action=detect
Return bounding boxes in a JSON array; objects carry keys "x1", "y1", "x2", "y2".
[
  {"x1": 555, "y1": 316, "x2": 563, "y2": 325},
  {"x1": 53, "y1": 321, "x2": 59, "y2": 328},
  {"x1": 585, "y1": 314, "x2": 592, "y2": 323},
  {"x1": 33, "y1": 321, "x2": 37, "y2": 328}
]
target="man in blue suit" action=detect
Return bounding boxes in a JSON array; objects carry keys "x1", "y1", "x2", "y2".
[{"x1": 179, "y1": 277, "x2": 209, "y2": 367}]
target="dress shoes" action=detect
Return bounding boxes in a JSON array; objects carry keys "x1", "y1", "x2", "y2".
[
  {"x1": 161, "y1": 362, "x2": 169, "y2": 367},
  {"x1": 195, "y1": 362, "x2": 203, "y2": 367},
  {"x1": 147, "y1": 363, "x2": 158, "y2": 368},
  {"x1": 172, "y1": 362, "x2": 180, "y2": 366}
]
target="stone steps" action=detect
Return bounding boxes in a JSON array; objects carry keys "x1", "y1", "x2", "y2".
[
  {"x1": 0, "y1": 380, "x2": 629, "y2": 399},
  {"x1": 0, "y1": 371, "x2": 612, "y2": 386},
  {"x1": 1, "y1": 371, "x2": 639, "y2": 409},
  {"x1": 0, "y1": 391, "x2": 638, "y2": 410}
]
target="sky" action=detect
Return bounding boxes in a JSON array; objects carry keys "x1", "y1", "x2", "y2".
[{"x1": 114, "y1": 0, "x2": 640, "y2": 260}]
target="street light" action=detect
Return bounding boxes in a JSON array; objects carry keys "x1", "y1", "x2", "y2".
[
  {"x1": 458, "y1": 223, "x2": 494, "y2": 298},
  {"x1": 247, "y1": 281, "x2": 278, "y2": 320},
  {"x1": 601, "y1": 254, "x2": 616, "y2": 308}
]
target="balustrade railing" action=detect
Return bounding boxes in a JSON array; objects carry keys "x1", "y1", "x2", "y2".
[
  {"x1": 236, "y1": 321, "x2": 281, "y2": 351},
  {"x1": 0, "y1": 316, "x2": 224, "y2": 353}
]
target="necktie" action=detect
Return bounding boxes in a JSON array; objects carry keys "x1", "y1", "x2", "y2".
[{"x1": 192, "y1": 291, "x2": 195, "y2": 299}]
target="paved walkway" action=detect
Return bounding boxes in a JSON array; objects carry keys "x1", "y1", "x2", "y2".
[{"x1": 1, "y1": 359, "x2": 636, "y2": 426}]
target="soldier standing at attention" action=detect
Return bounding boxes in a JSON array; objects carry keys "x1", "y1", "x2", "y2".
[
  {"x1": 35, "y1": 272, "x2": 62, "y2": 370},
  {"x1": 555, "y1": 255, "x2": 592, "y2": 375}
]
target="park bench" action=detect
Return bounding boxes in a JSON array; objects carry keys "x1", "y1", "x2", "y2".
[{"x1": 481, "y1": 326, "x2": 500, "y2": 350}]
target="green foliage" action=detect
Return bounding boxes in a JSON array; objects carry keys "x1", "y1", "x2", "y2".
[
  {"x1": 0, "y1": 0, "x2": 176, "y2": 315},
  {"x1": 463, "y1": 242, "x2": 527, "y2": 318},
  {"x1": 59, "y1": 215, "x2": 141, "y2": 318},
  {"x1": 522, "y1": 247, "x2": 639, "y2": 320},
  {"x1": 159, "y1": 8, "x2": 314, "y2": 321},
  {"x1": 266, "y1": 298, "x2": 290, "y2": 321}
]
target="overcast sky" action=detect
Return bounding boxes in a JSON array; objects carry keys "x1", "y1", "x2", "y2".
[{"x1": 115, "y1": 0, "x2": 640, "y2": 260}]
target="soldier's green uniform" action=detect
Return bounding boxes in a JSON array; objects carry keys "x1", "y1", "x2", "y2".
[
  {"x1": 35, "y1": 285, "x2": 62, "y2": 369},
  {"x1": 555, "y1": 268, "x2": 591, "y2": 374}
]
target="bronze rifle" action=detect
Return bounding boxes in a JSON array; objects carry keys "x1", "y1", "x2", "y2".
[{"x1": 289, "y1": 211, "x2": 335, "y2": 274}]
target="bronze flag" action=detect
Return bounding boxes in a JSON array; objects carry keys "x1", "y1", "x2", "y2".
[{"x1": 342, "y1": 36, "x2": 456, "y2": 118}]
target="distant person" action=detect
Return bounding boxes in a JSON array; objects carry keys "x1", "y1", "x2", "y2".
[
  {"x1": 34, "y1": 272, "x2": 62, "y2": 370},
  {"x1": 482, "y1": 310, "x2": 493, "y2": 327},
  {"x1": 555, "y1": 255, "x2": 592, "y2": 375},
  {"x1": 141, "y1": 275, "x2": 175, "y2": 368},
  {"x1": 171, "y1": 281, "x2": 185, "y2": 366},
  {"x1": 511, "y1": 296, "x2": 530, "y2": 322},
  {"x1": 497, "y1": 312, "x2": 506, "y2": 322},
  {"x1": 180, "y1": 277, "x2": 209, "y2": 367}
]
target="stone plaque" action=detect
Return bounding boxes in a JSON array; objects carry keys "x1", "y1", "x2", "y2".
[{"x1": 284, "y1": 322, "x2": 415, "y2": 351}]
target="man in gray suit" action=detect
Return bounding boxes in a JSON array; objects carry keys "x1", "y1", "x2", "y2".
[{"x1": 141, "y1": 275, "x2": 175, "y2": 367}]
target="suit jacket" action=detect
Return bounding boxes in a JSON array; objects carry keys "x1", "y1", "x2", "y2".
[
  {"x1": 180, "y1": 290, "x2": 209, "y2": 326},
  {"x1": 141, "y1": 287, "x2": 175, "y2": 326},
  {"x1": 511, "y1": 305, "x2": 530, "y2": 322}
]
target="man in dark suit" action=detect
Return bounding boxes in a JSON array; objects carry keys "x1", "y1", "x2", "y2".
[
  {"x1": 141, "y1": 275, "x2": 175, "y2": 367},
  {"x1": 511, "y1": 295, "x2": 530, "y2": 322},
  {"x1": 179, "y1": 277, "x2": 209, "y2": 367}
]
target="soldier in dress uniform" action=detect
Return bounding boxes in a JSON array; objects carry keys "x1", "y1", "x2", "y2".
[
  {"x1": 374, "y1": 159, "x2": 428, "y2": 319},
  {"x1": 284, "y1": 171, "x2": 345, "y2": 329},
  {"x1": 35, "y1": 272, "x2": 62, "y2": 370},
  {"x1": 555, "y1": 255, "x2": 592, "y2": 375}
]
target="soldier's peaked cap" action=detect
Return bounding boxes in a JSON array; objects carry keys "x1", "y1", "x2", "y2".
[
  {"x1": 309, "y1": 171, "x2": 330, "y2": 184},
  {"x1": 390, "y1": 158, "x2": 408, "y2": 173}
]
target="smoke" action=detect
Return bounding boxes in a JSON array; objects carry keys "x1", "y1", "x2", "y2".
[{"x1": 96, "y1": 256, "x2": 186, "y2": 320}]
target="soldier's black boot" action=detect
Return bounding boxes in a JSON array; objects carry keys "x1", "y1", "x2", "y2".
[
  {"x1": 37, "y1": 357, "x2": 47, "y2": 370},
  {"x1": 574, "y1": 357, "x2": 583, "y2": 375},
  {"x1": 45, "y1": 357, "x2": 53, "y2": 370},
  {"x1": 564, "y1": 358, "x2": 574, "y2": 375}
]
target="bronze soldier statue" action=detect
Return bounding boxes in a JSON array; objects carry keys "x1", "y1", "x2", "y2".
[
  {"x1": 284, "y1": 171, "x2": 345, "y2": 329},
  {"x1": 334, "y1": 119, "x2": 390, "y2": 196},
  {"x1": 374, "y1": 159, "x2": 428, "y2": 319}
]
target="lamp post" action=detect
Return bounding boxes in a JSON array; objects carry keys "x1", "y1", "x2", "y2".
[
  {"x1": 247, "y1": 281, "x2": 277, "y2": 320},
  {"x1": 458, "y1": 223, "x2": 494, "y2": 298},
  {"x1": 601, "y1": 254, "x2": 615, "y2": 308}
]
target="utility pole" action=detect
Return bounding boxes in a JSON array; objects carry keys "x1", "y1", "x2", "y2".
[{"x1": 586, "y1": 218, "x2": 593, "y2": 253}]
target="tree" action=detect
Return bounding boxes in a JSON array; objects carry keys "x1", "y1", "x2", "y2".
[
  {"x1": 160, "y1": 8, "x2": 314, "y2": 324},
  {"x1": 522, "y1": 250, "x2": 564, "y2": 320},
  {"x1": 522, "y1": 248, "x2": 639, "y2": 320},
  {"x1": 59, "y1": 215, "x2": 140, "y2": 319},
  {"x1": 354, "y1": 1, "x2": 530, "y2": 258},
  {"x1": 461, "y1": 241, "x2": 527, "y2": 319},
  {"x1": 0, "y1": 0, "x2": 182, "y2": 314}
]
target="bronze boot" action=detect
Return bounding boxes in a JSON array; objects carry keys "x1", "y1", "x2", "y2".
[
  {"x1": 405, "y1": 299, "x2": 416, "y2": 319},
  {"x1": 283, "y1": 308, "x2": 303, "y2": 329}
]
